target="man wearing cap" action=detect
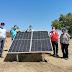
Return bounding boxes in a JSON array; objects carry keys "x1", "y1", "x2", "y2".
[
  {"x1": 0, "y1": 23, "x2": 7, "y2": 58},
  {"x1": 50, "y1": 27, "x2": 59, "y2": 56}
]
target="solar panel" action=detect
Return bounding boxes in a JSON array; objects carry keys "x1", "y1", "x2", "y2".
[
  {"x1": 8, "y1": 40, "x2": 30, "y2": 52},
  {"x1": 8, "y1": 31, "x2": 52, "y2": 54},
  {"x1": 14, "y1": 32, "x2": 31, "y2": 39},
  {"x1": 31, "y1": 39, "x2": 52, "y2": 52},
  {"x1": 32, "y1": 31, "x2": 49, "y2": 39}
]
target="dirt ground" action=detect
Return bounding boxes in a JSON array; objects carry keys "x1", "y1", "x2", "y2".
[{"x1": 0, "y1": 37, "x2": 72, "y2": 72}]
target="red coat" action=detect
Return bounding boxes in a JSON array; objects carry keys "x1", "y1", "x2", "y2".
[{"x1": 50, "y1": 30, "x2": 58, "y2": 42}]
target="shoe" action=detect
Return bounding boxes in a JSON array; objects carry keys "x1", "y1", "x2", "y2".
[
  {"x1": 65, "y1": 58, "x2": 68, "y2": 60},
  {"x1": 56, "y1": 54, "x2": 59, "y2": 57},
  {"x1": 53, "y1": 54, "x2": 55, "y2": 56}
]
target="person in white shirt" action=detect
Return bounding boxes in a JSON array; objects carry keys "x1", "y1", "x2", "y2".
[
  {"x1": 0, "y1": 23, "x2": 7, "y2": 58},
  {"x1": 29, "y1": 25, "x2": 34, "y2": 31}
]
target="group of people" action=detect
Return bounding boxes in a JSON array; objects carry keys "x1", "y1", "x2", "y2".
[
  {"x1": 10, "y1": 25, "x2": 34, "y2": 40},
  {"x1": 0, "y1": 23, "x2": 70, "y2": 60}
]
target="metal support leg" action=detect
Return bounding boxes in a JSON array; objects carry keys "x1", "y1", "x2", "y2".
[
  {"x1": 16, "y1": 54, "x2": 19, "y2": 62},
  {"x1": 42, "y1": 53, "x2": 45, "y2": 62}
]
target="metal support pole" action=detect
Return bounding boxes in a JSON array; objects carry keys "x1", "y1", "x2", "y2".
[
  {"x1": 42, "y1": 53, "x2": 45, "y2": 62},
  {"x1": 16, "y1": 54, "x2": 19, "y2": 62}
]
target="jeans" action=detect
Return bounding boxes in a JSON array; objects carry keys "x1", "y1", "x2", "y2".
[
  {"x1": 52, "y1": 40, "x2": 58, "y2": 55},
  {"x1": 61, "y1": 44, "x2": 68, "y2": 58},
  {"x1": 0, "y1": 38, "x2": 5, "y2": 56}
]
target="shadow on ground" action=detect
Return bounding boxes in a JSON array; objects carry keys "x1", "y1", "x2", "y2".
[
  {"x1": 4, "y1": 53, "x2": 43, "y2": 62},
  {"x1": 46, "y1": 53, "x2": 63, "y2": 59}
]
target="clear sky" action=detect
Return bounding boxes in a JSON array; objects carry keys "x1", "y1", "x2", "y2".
[{"x1": 0, "y1": 0, "x2": 72, "y2": 33}]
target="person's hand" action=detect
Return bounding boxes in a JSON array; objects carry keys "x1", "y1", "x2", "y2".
[{"x1": 17, "y1": 30, "x2": 21, "y2": 32}]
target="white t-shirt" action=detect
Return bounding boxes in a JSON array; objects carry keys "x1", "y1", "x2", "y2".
[{"x1": 0, "y1": 28, "x2": 6, "y2": 38}]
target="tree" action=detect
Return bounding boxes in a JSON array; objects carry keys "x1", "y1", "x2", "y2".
[{"x1": 51, "y1": 12, "x2": 72, "y2": 35}]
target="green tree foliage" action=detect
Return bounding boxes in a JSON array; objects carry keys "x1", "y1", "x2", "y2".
[{"x1": 51, "y1": 12, "x2": 72, "y2": 35}]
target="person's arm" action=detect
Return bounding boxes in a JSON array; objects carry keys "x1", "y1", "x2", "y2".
[
  {"x1": 49, "y1": 33, "x2": 51, "y2": 37},
  {"x1": 16, "y1": 30, "x2": 21, "y2": 32},
  {"x1": 49, "y1": 32, "x2": 53, "y2": 38},
  {"x1": 10, "y1": 29, "x2": 13, "y2": 34},
  {"x1": 68, "y1": 38, "x2": 70, "y2": 45},
  {"x1": 5, "y1": 30, "x2": 7, "y2": 42}
]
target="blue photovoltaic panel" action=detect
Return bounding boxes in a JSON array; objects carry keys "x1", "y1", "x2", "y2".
[
  {"x1": 8, "y1": 31, "x2": 52, "y2": 53},
  {"x1": 14, "y1": 32, "x2": 31, "y2": 39},
  {"x1": 8, "y1": 40, "x2": 30, "y2": 52},
  {"x1": 31, "y1": 39, "x2": 52, "y2": 52},
  {"x1": 8, "y1": 32, "x2": 31, "y2": 53},
  {"x1": 32, "y1": 31, "x2": 49, "y2": 39},
  {"x1": 31, "y1": 31, "x2": 52, "y2": 52}
]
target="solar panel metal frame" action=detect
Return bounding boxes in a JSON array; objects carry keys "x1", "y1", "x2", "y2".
[{"x1": 8, "y1": 31, "x2": 53, "y2": 54}]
